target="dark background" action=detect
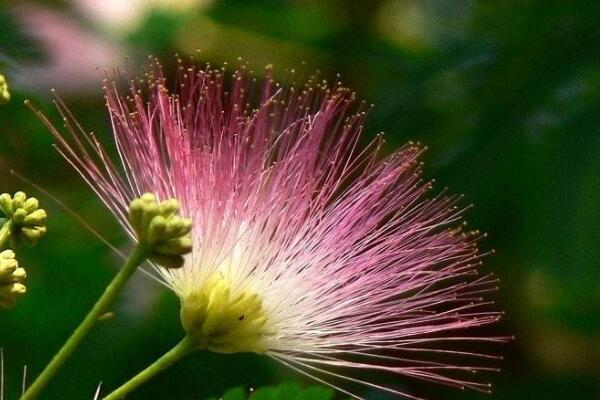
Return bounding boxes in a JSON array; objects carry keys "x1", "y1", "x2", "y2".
[{"x1": 1, "y1": 0, "x2": 599, "y2": 399}]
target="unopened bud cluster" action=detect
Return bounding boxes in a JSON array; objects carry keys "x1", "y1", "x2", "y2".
[
  {"x1": 128, "y1": 193, "x2": 192, "y2": 268},
  {"x1": 0, "y1": 74, "x2": 10, "y2": 104},
  {"x1": 0, "y1": 250, "x2": 26, "y2": 308},
  {"x1": 0, "y1": 191, "x2": 48, "y2": 247}
]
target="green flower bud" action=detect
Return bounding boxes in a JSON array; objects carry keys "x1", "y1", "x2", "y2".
[
  {"x1": 0, "y1": 250, "x2": 27, "y2": 309},
  {"x1": 128, "y1": 193, "x2": 192, "y2": 268},
  {"x1": 0, "y1": 192, "x2": 47, "y2": 247},
  {"x1": 180, "y1": 274, "x2": 268, "y2": 354},
  {"x1": 0, "y1": 74, "x2": 10, "y2": 105}
]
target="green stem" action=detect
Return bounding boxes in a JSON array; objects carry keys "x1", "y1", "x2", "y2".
[
  {"x1": 104, "y1": 336, "x2": 195, "y2": 400},
  {"x1": 0, "y1": 221, "x2": 12, "y2": 248},
  {"x1": 21, "y1": 245, "x2": 149, "y2": 400}
]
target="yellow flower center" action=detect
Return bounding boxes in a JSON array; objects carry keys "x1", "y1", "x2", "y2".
[{"x1": 180, "y1": 274, "x2": 268, "y2": 354}]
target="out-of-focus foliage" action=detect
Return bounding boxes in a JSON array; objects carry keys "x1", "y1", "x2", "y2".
[
  {"x1": 0, "y1": 0, "x2": 599, "y2": 399},
  {"x1": 0, "y1": 8, "x2": 46, "y2": 64}
]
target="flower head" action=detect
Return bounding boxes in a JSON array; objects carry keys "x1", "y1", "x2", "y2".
[
  {"x1": 0, "y1": 192, "x2": 47, "y2": 247},
  {"x1": 0, "y1": 73, "x2": 10, "y2": 104},
  {"x1": 0, "y1": 250, "x2": 27, "y2": 308},
  {"x1": 41, "y1": 58, "x2": 504, "y2": 398},
  {"x1": 128, "y1": 193, "x2": 192, "y2": 268}
]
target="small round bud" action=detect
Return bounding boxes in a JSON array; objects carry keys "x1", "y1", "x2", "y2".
[
  {"x1": 0, "y1": 192, "x2": 48, "y2": 247},
  {"x1": 0, "y1": 250, "x2": 27, "y2": 309},
  {"x1": 128, "y1": 193, "x2": 192, "y2": 268},
  {"x1": 0, "y1": 74, "x2": 10, "y2": 104}
]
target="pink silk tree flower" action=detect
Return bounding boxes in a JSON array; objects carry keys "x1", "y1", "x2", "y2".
[{"x1": 37, "y1": 58, "x2": 504, "y2": 399}]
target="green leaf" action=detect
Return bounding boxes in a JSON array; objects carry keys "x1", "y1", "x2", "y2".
[
  {"x1": 273, "y1": 382, "x2": 302, "y2": 398},
  {"x1": 295, "y1": 386, "x2": 334, "y2": 400},
  {"x1": 207, "y1": 382, "x2": 334, "y2": 400},
  {"x1": 248, "y1": 386, "x2": 277, "y2": 400},
  {"x1": 223, "y1": 386, "x2": 246, "y2": 400}
]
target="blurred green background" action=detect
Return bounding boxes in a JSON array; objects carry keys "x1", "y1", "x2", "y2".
[{"x1": 1, "y1": 0, "x2": 599, "y2": 399}]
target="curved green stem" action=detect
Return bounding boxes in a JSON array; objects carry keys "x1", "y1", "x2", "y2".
[
  {"x1": 21, "y1": 245, "x2": 149, "y2": 400},
  {"x1": 0, "y1": 221, "x2": 12, "y2": 248},
  {"x1": 104, "y1": 336, "x2": 196, "y2": 400}
]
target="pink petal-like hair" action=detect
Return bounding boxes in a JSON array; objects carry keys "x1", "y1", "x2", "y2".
[{"x1": 32, "y1": 57, "x2": 506, "y2": 399}]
